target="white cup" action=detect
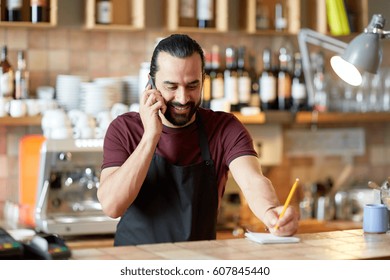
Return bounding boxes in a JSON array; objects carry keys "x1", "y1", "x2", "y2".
[
  {"x1": 96, "y1": 111, "x2": 112, "y2": 126},
  {"x1": 68, "y1": 109, "x2": 88, "y2": 127},
  {"x1": 36, "y1": 86, "x2": 55, "y2": 100},
  {"x1": 50, "y1": 127, "x2": 73, "y2": 139},
  {"x1": 41, "y1": 109, "x2": 70, "y2": 129},
  {"x1": 25, "y1": 99, "x2": 41, "y2": 116},
  {"x1": 111, "y1": 103, "x2": 128, "y2": 119},
  {"x1": 0, "y1": 97, "x2": 11, "y2": 117},
  {"x1": 6, "y1": 99, "x2": 27, "y2": 117},
  {"x1": 129, "y1": 103, "x2": 140, "y2": 112},
  {"x1": 38, "y1": 99, "x2": 58, "y2": 111},
  {"x1": 78, "y1": 126, "x2": 95, "y2": 139}
]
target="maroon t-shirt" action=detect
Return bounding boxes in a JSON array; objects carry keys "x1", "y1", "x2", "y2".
[{"x1": 102, "y1": 107, "x2": 257, "y2": 199}]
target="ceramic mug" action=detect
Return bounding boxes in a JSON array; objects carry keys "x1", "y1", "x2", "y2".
[
  {"x1": 363, "y1": 204, "x2": 389, "y2": 233},
  {"x1": 0, "y1": 97, "x2": 10, "y2": 117},
  {"x1": 6, "y1": 99, "x2": 27, "y2": 117},
  {"x1": 25, "y1": 99, "x2": 41, "y2": 116}
]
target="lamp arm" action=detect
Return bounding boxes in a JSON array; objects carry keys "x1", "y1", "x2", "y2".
[
  {"x1": 382, "y1": 30, "x2": 390, "y2": 39},
  {"x1": 298, "y1": 28, "x2": 347, "y2": 107}
]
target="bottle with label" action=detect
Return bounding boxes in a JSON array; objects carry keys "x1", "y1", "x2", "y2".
[
  {"x1": 248, "y1": 53, "x2": 260, "y2": 108},
  {"x1": 255, "y1": 0, "x2": 270, "y2": 30},
  {"x1": 277, "y1": 47, "x2": 292, "y2": 110},
  {"x1": 210, "y1": 45, "x2": 224, "y2": 101},
  {"x1": 14, "y1": 51, "x2": 29, "y2": 99},
  {"x1": 0, "y1": 46, "x2": 14, "y2": 98},
  {"x1": 96, "y1": 0, "x2": 113, "y2": 24},
  {"x1": 313, "y1": 52, "x2": 328, "y2": 112},
  {"x1": 224, "y1": 46, "x2": 239, "y2": 112},
  {"x1": 237, "y1": 46, "x2": 252, "y2": 109},
  {"x1": 179, "y1": 0, "x2": 197, "y2": 27},
  {"x1": 274, "y1": 1, "x2": 287, "y2": 31},
  {"x1": 201, "y1": 49, "x2": 212, "y2": 109},
  {"x1": 291, "y1": 53, "x2": 307, "y2": 112},
  {"x1": 31, "y1": 0, "x2": 48, "y2": 23},
  {"x1": 197, "y1": 0, "x2": 215, "y2": 28},
  {"x1": 6, "y1": 0, "x2": 23, "y2": 22},
  {"x1": 259, "y1": 48, "x2": 277, "y2": 110}
]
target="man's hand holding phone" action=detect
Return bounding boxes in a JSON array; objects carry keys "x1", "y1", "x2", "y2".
[{"x1": 140, "y1": 77, "x2": 167, "y2": 141}]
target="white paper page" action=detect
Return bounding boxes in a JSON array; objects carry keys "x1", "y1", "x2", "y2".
[{"x1": 245, "y1": 231, "x2": 300, "y2": 244}]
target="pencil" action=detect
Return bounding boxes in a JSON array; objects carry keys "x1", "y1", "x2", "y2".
[{"x1": 274, "y1": 178, "x2": 299, "y2": 230}]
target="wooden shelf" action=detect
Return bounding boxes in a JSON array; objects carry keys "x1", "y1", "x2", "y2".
[
  {"x1": 166, "y1": 0, "x2": 228, "y2": 32},
  {"x1": 85, "y1": 0, "x2": 145, "y2": 30},
  {"x1": 2, "y1": 112, "x2": 390, "y2": 127},
  {"x1": 0, "y1": 0, "x2": 57, "y2": 27},
  {"x1": 232, "y1": 111, "x2": 292, "y2": 124},
  {"x1": 295, "y1": 111, "x2": 390, "y2": 124},
  {"x1": 0, "y1": 116, "x2": 42, "y2": 126}
]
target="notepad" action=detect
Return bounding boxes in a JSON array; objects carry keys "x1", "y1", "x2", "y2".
[{"x1": 245, "y1": 231, "x2": 300, "y2": 244}]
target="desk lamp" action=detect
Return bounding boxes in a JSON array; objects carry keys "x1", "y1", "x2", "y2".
[
  {"x1": 298, "y1": 14, "x2": 389, "y2": 108},
  {"x1": 331, "y1": 14, "x2": 390, "y2": 86}
]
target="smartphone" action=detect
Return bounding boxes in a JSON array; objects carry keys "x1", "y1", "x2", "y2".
[{"x1": 146, "y1": 76, "x2": 156, "y2": 89}]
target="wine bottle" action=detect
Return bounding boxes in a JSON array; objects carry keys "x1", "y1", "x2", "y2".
[
  {"x1": 0, "y1": 46, "x2": 15, "y2": 98},
  {"x1": 6, "y1": 0, "x2": 23, "y2": 22},
  {"x1": 277, "y1": 47, "x2": 292, "y2": 110},
  {"x1": 31, "y1": 0, "x2": 48, "y2": 23},
  {"x1": 224, "y1": 46, "x2": 239, "y2": 112},
  {"x1": 259, "y1": 48, "x2": 277, "y2": 110},
  {"x1": 255, "y1": 0, "x2": 270, "y2": 30},
  {"x1": 96, "y1": 0, "x2": 113, "y2": 24},
  {"x1": 14, "y1": 51, "x2": 29, "y2": 99},
  {"x1": 179, "y1": 0, "x2": 197, "y2": 27},
  {"x1": 313, "y1": 52, "x2": 328, "y2": 112},
  {"x1": 210, "y1": 45, "x2": 224, "y2": 100},
  {"x1": 201, "y1": 49, "x2": 212, "y2": 109},
  {"x1": 291, "y1": 53, "x2": 307, "y2": 112},
  {"x1": 197, "y1": 0, "x2": 215, "y2": 28},
  {"x1": 237, "y1": 46, "x2": 252, "y2": 109},
  {"x1": 248, "y1": 53, "x2": 260, "y2": 108},
  {"x1": 274, "y1": 1, "x2": 287, "y2": 31}
]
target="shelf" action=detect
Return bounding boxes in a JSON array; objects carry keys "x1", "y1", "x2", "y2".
[
  {"x1": 166, "y1": 0, "x2": 228, "y2": 32},
  {"x1": 295, "y1": 111, "x2": 390, "y2": 124},
  {"x1": 2, "y1": 112, "x2": 390, "y2": 127},
  {"x1": 233, "y1": 111, "x2": 293, "y2": 124},
  {"x1": 235, "y1": 111, "x2": 390, "y2": 125},
  {"x1": 0, "y1": 116, "x2": 42, "y2": 126},
  {"x1": 243, "y1": 0, "x2": 301, "y2": 34},
  {"x1": 85, "y1": 0, "x2": 145, "y2": 30},
  {"x1": 0, "y1": 0, "x2": 57, "y2": 27}
]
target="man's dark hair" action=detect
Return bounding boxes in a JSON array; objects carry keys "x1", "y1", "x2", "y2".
[{"x1": 149, "y1": 34, "x2": 205, "y2": 82}]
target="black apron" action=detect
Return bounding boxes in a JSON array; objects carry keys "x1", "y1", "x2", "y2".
[{"x1": 114, "y1": 114, "x2": 218, "y2": 246}]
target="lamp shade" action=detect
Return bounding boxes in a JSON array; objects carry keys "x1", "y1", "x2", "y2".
[{"x1": 331, "y1": 32, "x2": 382, "y2": 86}]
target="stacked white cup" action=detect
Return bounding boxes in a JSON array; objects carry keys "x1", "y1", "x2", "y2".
[{"x1": 41, "y1": 109, "x2": 72, "y2": 139}]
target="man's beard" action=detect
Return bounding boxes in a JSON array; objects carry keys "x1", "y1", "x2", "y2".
[{"x1": 163, "y1": 98, "x2": 201, "y2": 126}]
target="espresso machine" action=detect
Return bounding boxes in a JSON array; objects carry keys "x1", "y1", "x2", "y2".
[{"x1": 32, "y1": 139, "x2": 118, "y2": 236}]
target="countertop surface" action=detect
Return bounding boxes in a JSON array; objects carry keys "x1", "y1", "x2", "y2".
[
  {"x1": 63, "y1": 219, "x2": 362, "y2": 249},
  {"x1": 70, "y1": 229, "x2": 390, "y2": 260}
]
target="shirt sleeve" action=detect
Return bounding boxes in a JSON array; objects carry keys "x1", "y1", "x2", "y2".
[
  {"x1": 101, "y1": 114, "x2": 142, "y2": 170},
  {"x1": 219, "y1": 114, "x2": 258, "y2": 166}
]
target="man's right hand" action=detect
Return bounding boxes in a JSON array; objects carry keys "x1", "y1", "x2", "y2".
[{"x1": 139, "y1": 84, "x2": 167, "y2": 141}]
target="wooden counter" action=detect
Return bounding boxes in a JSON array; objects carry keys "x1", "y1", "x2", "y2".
[
  {"x1": 70, "y1": 229, "x2": 390, "y2": 260},
  {"x1": 64, "y1": 219, "x2": 361, "y2": 249}
]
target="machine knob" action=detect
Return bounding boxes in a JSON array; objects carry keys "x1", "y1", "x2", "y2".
[{"x1": 58, "y1": 152, "x2": 72, "y2": 161}]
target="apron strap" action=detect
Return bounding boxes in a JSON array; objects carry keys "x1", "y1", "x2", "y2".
[{"x1": 195, "y1": 113, "x2": 212, "y2": 162}]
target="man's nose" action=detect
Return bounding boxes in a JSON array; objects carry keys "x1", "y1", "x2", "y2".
[{"x1": 176, "y1": 87, "x2": 189, "y2": 104}]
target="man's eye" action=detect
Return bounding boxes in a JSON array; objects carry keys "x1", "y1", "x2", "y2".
[
  {"x1": 187, "y1": 84, "x2": 199, "y2": 90},
  {"x1": 167, "y1": 86, "x2": 177, "y2": 91}
]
